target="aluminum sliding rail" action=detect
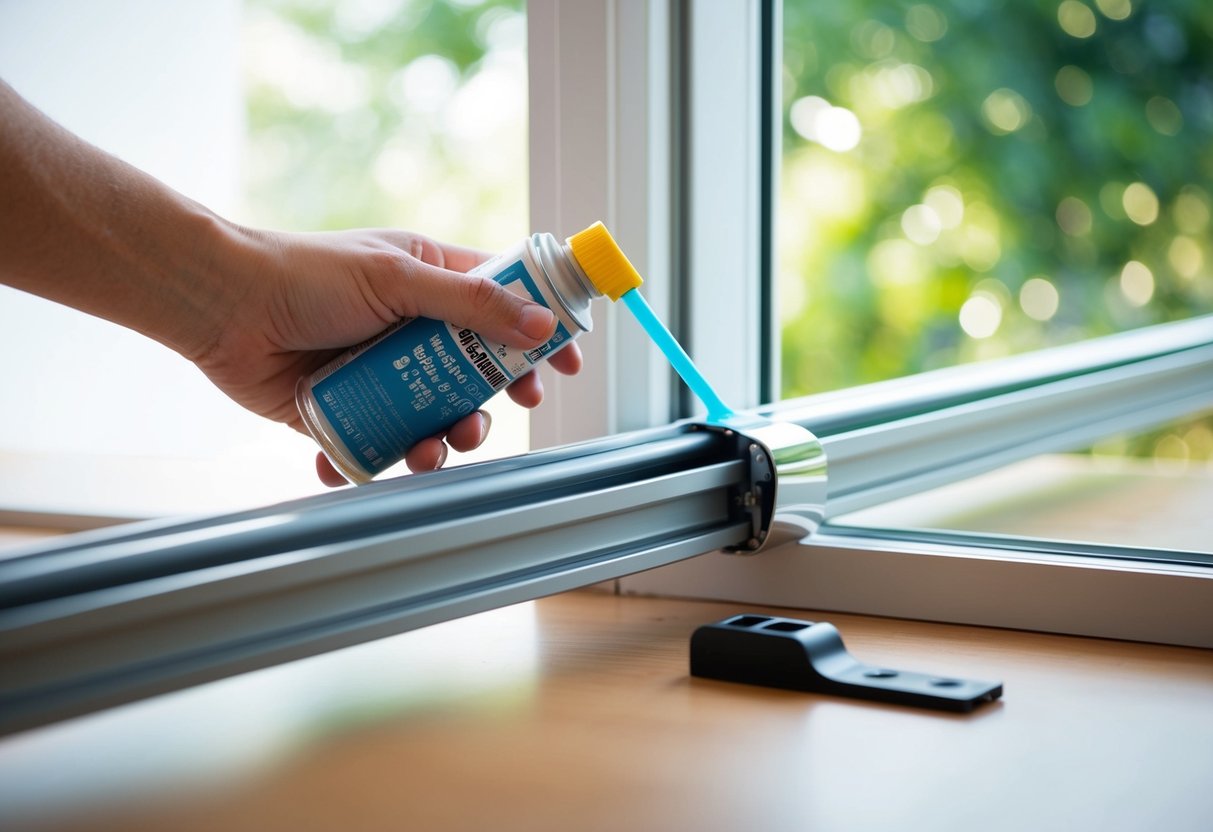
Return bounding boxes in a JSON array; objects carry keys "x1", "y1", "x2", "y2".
[
  {"x1": 770, "y1": 315, "x2": 1213, "y2": 518},
  {"x1": 0, "y1": 423, "x2": 824, "y2": 736}
]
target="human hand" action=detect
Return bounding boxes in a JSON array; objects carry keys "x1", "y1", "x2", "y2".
[
  {"x1": 192, "y1": 225, "x2": 582, "y2": 486},
  {"x1": 0, "y1": 81, "x2": 579, "y2": 485}
]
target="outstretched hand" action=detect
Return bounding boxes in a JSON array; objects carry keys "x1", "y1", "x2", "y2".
[
  {"x1": 1, "y1": 79, "x2": 578, "y2": 486},
  {"x1": 193, "y1": 226, "x2": 583, "y2": 486}
]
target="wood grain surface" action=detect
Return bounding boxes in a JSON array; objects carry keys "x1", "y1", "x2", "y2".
[{"x1": 2, "y1": 590, "x2": 1210, "y2": 832}]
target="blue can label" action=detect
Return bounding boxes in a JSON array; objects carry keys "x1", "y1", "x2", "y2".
[{"x1": 310, "y1": 259, "x2": 573, "y2": 477}]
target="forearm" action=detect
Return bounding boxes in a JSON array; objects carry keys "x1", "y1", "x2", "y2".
[{"x1": 0, "y1": 79, "x2": 246, "y2": 361}]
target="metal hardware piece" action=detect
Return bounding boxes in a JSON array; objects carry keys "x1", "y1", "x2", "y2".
[
  {"x1": 691, "y1": 613, "x2": 1002, "y2": 713},
  {"x1": 700, "y1": 415, "x2": 828, "y2": 552}
]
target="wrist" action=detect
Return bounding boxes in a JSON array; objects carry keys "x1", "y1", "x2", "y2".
[{"x1": 167, "y1": 207, "x2": 264, "y2": 364}]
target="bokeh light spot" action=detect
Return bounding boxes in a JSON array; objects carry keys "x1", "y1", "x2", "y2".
[
  {"x1": 815, "y1": 107, "x2": 863, "y2": 151},
  {"x1": 1094, "y1": 0, "x2": 1132, "y2": 21},
  {"x1": 1173, "y1": 187, "x2": 1211, "y2": 233},
  {"x1": 852, "y1": 19, "x2": 896, "y2": 59},
  {"x1": 981, "y1": 88, "x2": 1032, "y2": 134},
  {"x1": 790, "y1": 96, "x2": 863, "y2": 152},
  {"x1": 924, "y1": 184, "x2": 965, "y2": 228},
  {"x1": 1145, "y1": 96, "x2": 1183, "y2": 136},
  {"x1": 902, "y1": 204, "x2": 943, "y2": 245},
  {"x1": 1168, "y1": 236, "x2": 1203, "y2": 278},
  {"x1": 1020, "y1": 277, "x2": 1060, "y2": 321},
  {"x1": 1056, "y1": 196, "x2": 1093, "y2": 235},
  {"x1": 959, "y1": 293, "x2": 1003, "y2": 339},
  {"x1": 790, "y1": 96, "x2": 829, "y2": 140},
  {"x1": 1058, "y1": 1, "x2": 1098, "y2": 38},
  {"x1": 1122, "y1": 182, "x2": 1159, "y2": 226},
  {"x1": 905, "y1": 5, "x2": 948, "y2": 42},
  {"x1": 1055, "y1": 65, "x2": 1093, "y2": 106},
  {"x1": 1119, "y1": 260, "x2": 1154, "y2": 306},
  {"x1": 868, "y1": 63, "x2": 934, "y2": 110}
]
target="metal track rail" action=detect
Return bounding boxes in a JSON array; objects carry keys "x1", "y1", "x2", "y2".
[
  {"x1": 774, "y1": 317, "x2": 1213, "y2": 517},
  {"x1": 0, "y1": 426, "x2": 760, "y2": 735}
]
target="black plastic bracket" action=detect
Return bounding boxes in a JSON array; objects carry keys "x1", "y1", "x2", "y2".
[{"x1": 690, "y1": 614, "x2": 1003, "y2": 713}]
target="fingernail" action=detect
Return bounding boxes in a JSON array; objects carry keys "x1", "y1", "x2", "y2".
[
  {"x1": 517, "y1": 303, "x2": 556, "y2": 341},
  {"x1": 479, "y1": 411, "x2": 492, "y2": 446},
  {"x1": 435, "y1": 444, "x2": 448, "y2": 469}
]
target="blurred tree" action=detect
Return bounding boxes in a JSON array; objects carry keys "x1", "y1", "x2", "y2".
[{"x1": 780, "y1": 0, "x2": 1213, "y2": 402}]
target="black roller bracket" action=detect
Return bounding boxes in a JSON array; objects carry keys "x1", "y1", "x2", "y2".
[
  {"x1": 685, "y1": 422, "x2": 777, "y2": 554},
  {"x1": 690, "y1": 614, "x2": 1003, "y2": 713}
]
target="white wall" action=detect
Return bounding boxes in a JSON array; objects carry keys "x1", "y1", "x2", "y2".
[{"x1": 0, "y1": 0, "x2": 321, "y2": 514}]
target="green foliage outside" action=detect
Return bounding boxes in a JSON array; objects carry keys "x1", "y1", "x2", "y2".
[
  {"x1": 241, "y1": 0, "x2": 527, "y2": 248},
  {"x1": 779, "y1": 0, "x2": 1213, "y2": 398}
]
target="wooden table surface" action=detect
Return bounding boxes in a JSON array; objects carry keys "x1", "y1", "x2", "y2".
[{"x1": 1, "y1": 590, "x2": 1211, "y2": 832}]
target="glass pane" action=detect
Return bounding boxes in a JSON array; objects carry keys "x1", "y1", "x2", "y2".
[
  {"x1": 833, "y1": 409, "x2": 1213, "y2": 554},
  {"x1": 779, "y1": 1, "x2": 1213, "y2": 400}
]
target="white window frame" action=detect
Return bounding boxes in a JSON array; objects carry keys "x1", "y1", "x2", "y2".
[
  {"x1": 529, "y1": 1, "x2": 1213, "y2": 646},
  {"x1": 527, "y1": 0, "x2": 768, "y2": 443},
  {"x1": 527, "y1": 0, "x2": 675, "y2": 442}
]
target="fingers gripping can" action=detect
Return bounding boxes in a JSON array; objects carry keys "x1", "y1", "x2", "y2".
[{"x1": 296, "y1": 222, "x2": 642, "y2": 484}]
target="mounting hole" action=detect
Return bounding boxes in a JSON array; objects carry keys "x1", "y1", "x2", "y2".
[
  {"x1": 763, "y1": 621, "x2": 809, "y2": 632},
  {"x1": 864, "y1": 669, "x2": 898, "y2": 679},
  {"x1": 930, "y1": 678, "x2": 962, "y2": 688},
  {"x1": 728, "y1": 615, "x2": 770, "y2": 628}
]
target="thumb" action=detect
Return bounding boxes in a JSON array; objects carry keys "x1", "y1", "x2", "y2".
[{"x1": 391, "y1": 260, "x2": 557, "y2": 347}]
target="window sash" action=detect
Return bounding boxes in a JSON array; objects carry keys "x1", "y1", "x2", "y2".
[{"x1": 527, "y1": 0, "x2": 679, "y2": 442}]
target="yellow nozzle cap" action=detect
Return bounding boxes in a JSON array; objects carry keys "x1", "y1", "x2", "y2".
[{"x1": 566, "y1": 221, "x2": 644, "y2": 301}]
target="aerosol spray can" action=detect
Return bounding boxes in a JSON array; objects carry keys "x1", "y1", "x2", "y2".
[{"x1": 296, "y1": 221, "x2": 642, "y2": 483}]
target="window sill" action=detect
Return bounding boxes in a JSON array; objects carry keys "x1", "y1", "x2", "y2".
[{"x1": 619, "y1": 531, "x2": 1213, "y2": 648}]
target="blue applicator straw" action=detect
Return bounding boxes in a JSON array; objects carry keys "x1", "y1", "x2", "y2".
[{"x1": 619, "y1": 288, "x2": 734, "y2": 423}]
